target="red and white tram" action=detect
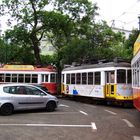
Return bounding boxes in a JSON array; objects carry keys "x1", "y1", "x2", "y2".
[
  {"x1": 0, "y1": 65, "x2": 57, "y2": 95},
  {"x1": 131, "y1": 34, "x2": 140, "y2": 111}
]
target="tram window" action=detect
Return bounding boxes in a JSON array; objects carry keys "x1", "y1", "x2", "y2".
[
  {"x1": 18, "y1": 74, "x2": 24, "y2": 83},
  {"x1": 88, "y1": 72, "x2": 93, "y2": 85},
  {"x1": 133, "y1": 64, "x2": 137, "y2": 86},
  {"x1": 12, "y1": 74, "x2": 17, "y2": 82},
  {"x1": 32, "y1": 74, "x2": 38, "y2": 83},
  {"x1": 132, "y1": 66, "x2": 135, "y2": 86},
  {"x1": 41, "y1": 75, "x2": 45, "y2": 82},
  {"x1": 137, "y1": 62, "x2": 140, "y2": 86},
  {"x1": 62, "y1": 74, "x2": 64, "y2": 83},
  {"x1": 25, "y1": 74, "x2": 31, "y2": 83},
  {"x1": 127, "y1": 70, "x2": 131, "y2": 84},
  {"x1": 95, "y1": 72, "x2": 100, "y2": 85},
  {"x1": 66, "y1": 74, "x2": 70, "y2": 84},
  {"x1": 71, "y1": 73, "x2": 75, "y2": 84},
  {"x1": 50, "y1": 73, "x2": 56, "y2": 82},
  {"x1": 117, "y1": 70, "x2": 126, "y2": 83},
  {"x1": 41, "y1": 74, "x2": 48, "y2": 82},
  {"x1": 76, "y1": 73, "x2": 81, "y2": 84},
  {"x1": 0, "y1": 74, "x2": 4, "y2": 82},
  {"x1": 82, "y1": 73, "x2": 87, "y2": 84},
  {"x1": 5, "y1": 74, "x2": 11, "y2": 82},
  {"x1": 45, "y1": 75, "x2": 48, "y2": 82}
]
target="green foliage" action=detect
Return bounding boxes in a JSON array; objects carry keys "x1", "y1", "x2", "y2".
[
  {"x1": 0, "y1": 0, "x2": 133, "y2": 66},
  {"x1": 0, "y1": 37, "x2": 34, "y2": 64},
  {"x1": 123, "y1": 29, "x2": 139, "y2": 60}
]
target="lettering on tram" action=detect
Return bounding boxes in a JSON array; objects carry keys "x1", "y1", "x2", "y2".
[{"x1": 62, "y1": 58, "x2": 132, "y2": 105}]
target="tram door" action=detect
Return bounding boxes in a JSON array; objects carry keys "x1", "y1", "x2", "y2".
[{"x1": 105, "y1": 71, "x2": 116, "y2": 98}]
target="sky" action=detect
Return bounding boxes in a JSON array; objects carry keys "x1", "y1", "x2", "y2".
[
  {"x1": 0, "y1": 0, "x2": 140, "y2": 33},
  {"x1": 91, "y1": 0, "x2": 140, "y2": 31}
]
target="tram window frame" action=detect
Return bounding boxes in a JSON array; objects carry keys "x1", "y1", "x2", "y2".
[
  {"x1": 127, "y1": 70, "x2": 132, "y2": 84},
  {"x1": 88, "y1": 72, "x2": 93, "y2": 85},
  {"x1": 62, "y1": 74, "x2": 64, "y2": 83},
  {"x1": 12, "y1": 74, "x2": 18, "y2": 82},
  {"x1": 71, "y1": 73, "x2": 75, "y2": 84},
  {"x1": 117, "y1": 69, "x2": 126, "y2": 84},
  {"x1": 94, "y1": 72, "x2": 101, "y2": 85},
  {"x1": 82, "y1": 73, "x2": 87, "y2": 85},
  {"x1": 50, "y1": 73, "x2": 56, "y2": 82},
  {"x1": 66, "y1": 74, "x2": 70, "y2": 84},
  {"x1": 133, "y1": 64, "x2": 136, "y2": 86},
  {"x1": 41, "y1": 75, "x2": 44, "y2": 82},
  {"x1": 42, "y1": 74, "x2": 49, "y2": 82},
  {"x1": 32, "y1": 74, "x2": 38, "y2": 83},
  {"x1": 0, "y1": 74, "x2": 4, "y2": 82},
  {"x1": 132, "y1": 65, "x2": 135, "y2": 86},
  {"x1": 45, "y1": 75, "x2": 49, "y2": 82},
  {"x1": 18, "y1": 74, "x2": 24, "y2": 83},
  {"x1": 76, "y1": 73, "x2": 81, "y2": 84},
  {"x1": 134, "y1": 61, "x2": 140, "y2": 87},
  {"x1": 137, "y1": 61, "x2": 140, "y2": 86},
  {"x1": 5, "y1": 74, "x2": 11, "y2": 82},
  {"x1": 25, "y1": 74, "x2": 31, "y2": 83}
]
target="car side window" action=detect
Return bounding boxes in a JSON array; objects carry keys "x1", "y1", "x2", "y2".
[
  {"x1": 25, "y1": 86, "x2": 46, "y2": 96},
  {"x1": 16, "y1": 86, "x2": 26, "y2": 95},
  {"x1": 3, "y1": 86, "x2": 17, "y2": 94},
  {"x1": 3, "y1": 86, "x2": 19, "y2": 94}
]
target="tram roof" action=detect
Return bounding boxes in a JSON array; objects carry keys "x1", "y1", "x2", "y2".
[{"x1": 63, "y1": 62, "x2": 131, "y2": 71}]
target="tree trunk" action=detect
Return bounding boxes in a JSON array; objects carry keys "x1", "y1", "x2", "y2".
[
  {"x1": 33, "y1": 44, "x2": 42, "y2": 66},
  {"x1": 57, "y1": 66, "x2": 62, "y2": 95},
  {"x1": 30, "y1": 34, "x2": 42, "y2": 66}
]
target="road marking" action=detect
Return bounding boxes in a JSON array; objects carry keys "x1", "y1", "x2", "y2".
[
  {"x1": 104, "y1": 109, "x2": 117, "y2": 115},
  {"x1": 83, "y1": 104, "x2": 96, "y2": 108},
  {"x1": 28, "y1": 112, "x2": 79, "y2": 115},
  {"x1": 91, "y1": 122, "x2": 97, "y2": 131},
  {"x1": 122, "y1": 119, "x2": 135, "y2": 128},
  {"x1": 0, "y1": 123, "x2": 97, "y2": 130},
  {"x1": 79, "y1": 110, "x2": 88, "y2": 116},
  {"x1": 133, "y1": 136, "x2": 140, "y2": 140},
  {"x1": 58, "y1": 104, "x2": 70, "y2": 108}
]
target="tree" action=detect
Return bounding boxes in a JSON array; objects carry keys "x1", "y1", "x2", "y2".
[
  {"x1": 124, "y1": 29, "x2": 139, "y2": 59},
  {"x1": 0, "y1": 0, "x2": 52, "y2": 65},
  {"x1": 44, "y1": 0, "x2": 98, "y2": 94},
  {"x1": 60, "y1": 21, "x2": 127, "y2": 64},
  {"x1": 0, "y1": 0, "x2": 99, "y2": 94}
]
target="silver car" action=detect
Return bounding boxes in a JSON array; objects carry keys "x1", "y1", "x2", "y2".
[{"x1": 0, "y1": 83, "x2": 58, "y2": 115}]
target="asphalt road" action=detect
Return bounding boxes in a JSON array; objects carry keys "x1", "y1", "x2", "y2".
[{"x1": 0, "y1": 98, "x2": 139, "y2": 140}]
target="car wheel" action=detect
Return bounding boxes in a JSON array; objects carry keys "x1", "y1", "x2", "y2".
[
  {"x1": 0, "y1": 104, "x2": 14, "y2": 115},
  {"x1": 46, "y1": 101, "x2": 56, "y2": 112}
]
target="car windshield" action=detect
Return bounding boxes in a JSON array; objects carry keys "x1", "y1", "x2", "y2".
[{"x1": 34, "y1": 85, "x2": 49, "y2": 93}]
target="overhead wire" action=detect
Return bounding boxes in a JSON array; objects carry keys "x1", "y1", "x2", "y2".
[{"x1": 110, "y1": 0, "x2": 140, "y2": 29}]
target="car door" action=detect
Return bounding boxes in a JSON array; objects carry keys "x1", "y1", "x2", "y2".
[
  {"x1": 24, "y1": 86, "x2": 48, "y2": 109},
  {"x1": 8, "y1": 86, "x2": 31, "y2": 110}
]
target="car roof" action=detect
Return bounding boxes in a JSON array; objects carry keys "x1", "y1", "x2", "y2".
[{"x1": 0, "y1": 83, "x2": 35, "y2": 87}]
